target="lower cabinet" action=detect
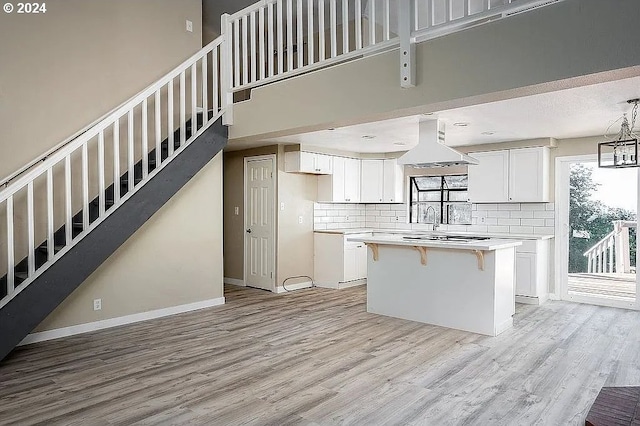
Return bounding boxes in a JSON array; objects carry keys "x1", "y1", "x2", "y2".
[
  {"x1": 515, "y1": 239, "x2": 550, "y2": 305},
  {"x1": 314, "y1": 232, "x2": 369, "y2": 289}
]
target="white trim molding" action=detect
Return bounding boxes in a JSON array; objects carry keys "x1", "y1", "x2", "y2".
[
  {"x1": 315, "y1": 279, "x2": 366, "y2": 290},
  {"x1": 19, "y1": 297, "x2": 226, "y2": 346},
  {"x1": 224, "y1": 277, "x2": 245, "y2": 286},
  {"x1": 276, "y1": 281, "x2": 313, "y2": 294}
]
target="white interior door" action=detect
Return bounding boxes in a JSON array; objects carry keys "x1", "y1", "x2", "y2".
[{"x1": 244, "y1": 156, "x2": 275, "y2": 291}]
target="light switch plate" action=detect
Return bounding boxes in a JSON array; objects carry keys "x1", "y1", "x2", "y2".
[
  {"x1": 234, "y1": 206, "x2": 239, "y2": 215},
  {"x1": 298, "y1": 216, "x2": 303, "y2": 224},
  {"x1": 186, "y1": 20, "x2": 193, "y2": 32}
]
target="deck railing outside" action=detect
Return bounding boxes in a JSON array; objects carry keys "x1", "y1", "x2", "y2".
[{"x1": 584, "y1": 220, "x2": 637, "y2": 274}]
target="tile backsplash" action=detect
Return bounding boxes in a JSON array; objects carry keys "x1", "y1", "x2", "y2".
[{"x1": 314, "y1": 202, "x2": 555, "y2": 235}]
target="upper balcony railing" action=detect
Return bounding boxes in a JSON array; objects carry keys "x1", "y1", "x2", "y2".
[
  {"x1": 412, "y1": 0, "x2": 559, "y2": 41},
  {"x1": 222, "y1": 0, "x2": 561, "y2": 93}
]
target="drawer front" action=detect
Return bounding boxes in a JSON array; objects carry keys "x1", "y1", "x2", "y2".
[
  {"x1": 344, "y1": 233, "x2": 371, "y2": 248},
  {"x1": 516, "y1": 240, "x2": 538, "y2": 254}
]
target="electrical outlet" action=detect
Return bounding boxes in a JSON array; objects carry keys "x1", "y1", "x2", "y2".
[
  {"x1": 298, "y1": 216, "x2": 303, "y2": 224},
  {"x1": 480, "y1": 216, "x2": 486, "y2": 224},
  {"x1": 234, "y1": 206, "x2": 239, "y2": 215},
  {"x1": 93, "y1": 299, "x2": 102, "y2": 311},
  {"x1": 186, "y1": 20, "x2": 193, "y2": 32}
]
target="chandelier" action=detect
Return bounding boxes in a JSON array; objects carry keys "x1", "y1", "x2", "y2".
[{"x1": 598, "y1": 99, "x2": 640, "y2": 168}]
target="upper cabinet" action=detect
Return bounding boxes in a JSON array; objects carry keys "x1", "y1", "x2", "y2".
[
  {"x1": 361, "y1": 159, "x2": 405, "y2": 203},
  {"x1": 318, "y1": 156, "x2": 361, "y2": 203},
  {"x1": 468, "y1": 147, "x2": 549, "y2": 203},
  {"x1": 467, "y1": 151, "x2": 510, "y2": 203},
  {"x1": 284, "y1": 151, "x2": 333, "y2": 174},
  {"x1": 360, "y1": 160, "x2": 384, "y2": 202},
  {"x1": 508, "y1": 147, "x2": 550, "y2": 202}
]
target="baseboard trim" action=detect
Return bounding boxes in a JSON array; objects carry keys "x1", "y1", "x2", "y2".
[
  {"x1": 19, "y1": 297, "x2": 226, "y2": 346},
  {"x1": 515, "y1": 294, "x2": 548, "y2": 305},
  {"x1": 315, "y1": 279, "x2": 366, "y2": 290},
  {"x1": 276, "y1": 281, "x2": 313, "y2": 294},
  {"x1": 338, "y1": 279, "x2": 366, "y2": 289},
  {"x1": 224, "y1": 277, "x2": 245, "y2": 286}
]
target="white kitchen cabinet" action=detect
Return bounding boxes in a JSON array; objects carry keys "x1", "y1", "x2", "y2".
[
  {"x1": 284, "y1": 151, "x2": 333, "y2": 174},
  {"x1": 467, "y1": 150, "x2": 509, "y2": 203},
  {"x1": 361, "y1": 160, "x2": 384, "y2": 202},
  {"x1": 314, "y1": 232, "x2": 369, "y2": 288},
  {"x1": 317, "y1": 156, "x2": 361, "y2": 203},
  {"x1": 382, "y1": 159, "x2": 404, "y2": 203},
  {"x1": 467, "y1": 147, "x2": 549, "y2": 203},
  {"x1": 515, "y1": 239, "x2": 550, "y2": 305},
  {"x1": 360, "y1": 159, "x2": 405, "y2": 203},
  {"x1": 344, "y1": 158, "x2": 361, "y2": 203},
  {"x1": 509, "y1": 147, "x2": 549, "y2": 202}
]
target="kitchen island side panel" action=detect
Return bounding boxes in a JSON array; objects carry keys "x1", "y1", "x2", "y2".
[
  {"x1": 493, "y1": 247, "x2": 516, "y2": 335},
  {"x1": 366, "y1": 245, "x2": 512, "y2": 336}
]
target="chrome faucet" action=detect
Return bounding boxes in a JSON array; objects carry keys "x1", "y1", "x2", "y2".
[{"x1": 424, "y1": 205, "x2": 440, "y2": 231}]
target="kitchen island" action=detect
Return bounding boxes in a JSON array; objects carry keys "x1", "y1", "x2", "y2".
[{"x1": 348, "y1": 234, "x2": 522, "y2": 336}]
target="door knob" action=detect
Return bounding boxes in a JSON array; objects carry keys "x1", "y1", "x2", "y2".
[{"x1": 246, "y1": 229, "x2": 252, "y2": 233}]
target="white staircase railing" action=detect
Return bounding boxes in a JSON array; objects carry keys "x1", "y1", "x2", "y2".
[
  {"x1": 0, "y1": 0, "x2": 563, "y2": 311},
  {"x1": 0, "y1": 36, "x2": 225, "y2": 309},
  {"x1": 584, "y1": 220, "x2": 636, "y2": 274}
]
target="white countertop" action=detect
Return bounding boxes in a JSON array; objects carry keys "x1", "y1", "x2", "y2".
[
  {"x1": 347, "y1": 234, "x2": 522, "y2": 251},
  {"x1": 314, "y1": 228, "x2": 554, "y2": 240}
]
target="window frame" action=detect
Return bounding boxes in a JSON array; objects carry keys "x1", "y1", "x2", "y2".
[{"x1": 409, "y1": 174, "x2": 471, "y2": 224}]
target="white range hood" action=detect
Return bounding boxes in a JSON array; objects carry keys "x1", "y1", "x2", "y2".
[{"x1": 398, "y1": 120, "x2": 479, "y2": 168}]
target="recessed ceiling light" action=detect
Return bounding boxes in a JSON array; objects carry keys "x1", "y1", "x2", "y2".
[
  {"x1": 362, "y1": 135, "x2": 376, "y2": 140},
  {"x1": 327, "y1": 128, "x2": 335, "y2": 131},
  {"x1": 481, "y1": 131, "x2": 496, "y2": 135},
  {"x1": 422, "y1": 113, "x2": 434, "y2": 116},
  {"x1": 453, "y1": 122, "x2": 470, "y2": 127},
  {"x1": 393, "y1": 141, "x2": 406, "y2": 146}
]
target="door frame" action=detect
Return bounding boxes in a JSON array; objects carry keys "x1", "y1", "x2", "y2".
[
  {"x1": 554, "y1": 154, "x2": 639, "y2": 309},
  {"x1": 243, "y1": 154, "x2": 277, "y2": 292}
]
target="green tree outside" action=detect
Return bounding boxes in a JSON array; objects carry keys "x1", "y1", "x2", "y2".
[{"x1": 569, "y1": 164, "x2": 636, "y2": 273}]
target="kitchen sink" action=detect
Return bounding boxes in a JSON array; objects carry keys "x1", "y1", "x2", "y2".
[{"x1": 402, "y1": 235, "x2": 490, "y2": 243}]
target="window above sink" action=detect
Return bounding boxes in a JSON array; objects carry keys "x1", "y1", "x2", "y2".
[{"x1": 409, "y1": 175, "x2": 472, "y2": 226}]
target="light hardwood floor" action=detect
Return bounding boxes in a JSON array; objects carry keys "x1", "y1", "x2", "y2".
[{"x1": 2, "y1": 284, "x2": 640, "y2": 425}]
